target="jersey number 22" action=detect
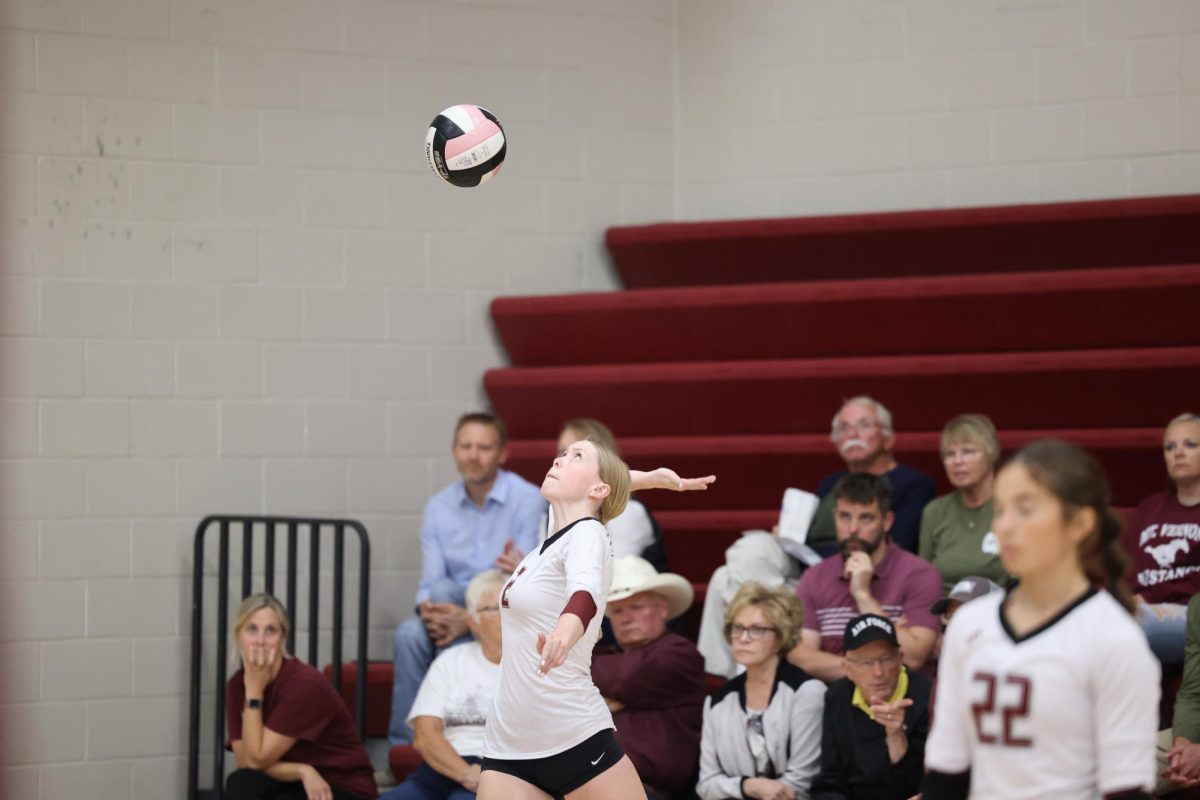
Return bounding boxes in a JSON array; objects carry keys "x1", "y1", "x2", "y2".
[{"x1": 970, "y1": 671, "x2": 1033, "y2": 747}]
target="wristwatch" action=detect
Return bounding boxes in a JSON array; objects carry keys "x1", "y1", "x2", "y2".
[{"x1": 246, "y1": 698, "x2": 263, "y2": 710}]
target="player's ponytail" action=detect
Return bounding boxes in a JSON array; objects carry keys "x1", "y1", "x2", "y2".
[
  {"x1": 1008, "y1": 439, "x2": 1136, "y2": 614},
  {"x1": 1080, "y1": 507, "x2": 1136, "y2": 614}
]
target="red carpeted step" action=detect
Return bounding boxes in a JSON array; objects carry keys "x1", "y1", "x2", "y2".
[
  {"x1": 503, "y1": 428, "x2": 1166, "y2": 511},
  {"x1": 486, "y1": 346, "x2": 1200, "y2": 438},
  {"x1": 606, "y1": 195, "x2": 1200, "y2": 289},
  {"x1": 492, "y1": 264, "x2": 1200, "y2": 366}
]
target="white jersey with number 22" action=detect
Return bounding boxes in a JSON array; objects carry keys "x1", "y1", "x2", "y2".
[{"x1": 925, "y1": 589, "x2": 1159, "y2": 799}]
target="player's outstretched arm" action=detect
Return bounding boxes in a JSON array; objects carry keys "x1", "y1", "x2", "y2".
[{"x1": 630, "y1": 467, "x2": 716, "y2": 492}]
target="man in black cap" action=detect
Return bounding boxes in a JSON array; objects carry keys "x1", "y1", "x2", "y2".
[{"x1": 810, "y1": 613, "x2": 932, "y2": 800}]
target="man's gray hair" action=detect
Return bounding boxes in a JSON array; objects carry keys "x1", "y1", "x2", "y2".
[
  {"x1": 831, "y1": 395, "x2": 894, "y2": 441},
  {"x1": 466, "y1": 569, "x2": 508, "y2": 620}
]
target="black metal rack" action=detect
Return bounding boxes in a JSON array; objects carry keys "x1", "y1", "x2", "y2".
[{"x1": 186, "y1": 515, "x2": 371, "y2": 800}]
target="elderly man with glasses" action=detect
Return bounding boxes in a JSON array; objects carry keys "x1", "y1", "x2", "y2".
[
  {"x1": 810, "y1": 614, "x2": 932, "y2": 800},
  {"x1": 805, "y1": 396, "x2": 936, "y2": 556}
]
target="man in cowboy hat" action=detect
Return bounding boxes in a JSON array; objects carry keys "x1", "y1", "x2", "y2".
[{"x1": 591, "y1": 555, "x2": 707, "y2": 799}]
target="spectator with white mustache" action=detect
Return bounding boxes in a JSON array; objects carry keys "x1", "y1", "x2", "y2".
[
  {"x1": 698, "y1": 397, "x2": 936, "y2": 678},
  {"x1": 804, "y1": 397, "x2": 936, "y2": 556}
]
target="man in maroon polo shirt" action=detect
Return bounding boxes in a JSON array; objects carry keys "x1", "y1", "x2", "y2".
[{"x1": 788, "y1": 473, "x2": 943, "y2": 683}]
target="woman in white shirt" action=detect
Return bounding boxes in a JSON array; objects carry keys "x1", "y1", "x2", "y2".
[{"x1": 479, "y1": 438, "x2": 713, "y2": 800}]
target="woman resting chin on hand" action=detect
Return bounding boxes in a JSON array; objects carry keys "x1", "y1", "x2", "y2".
[{"x1": 224, "y1": 594, "x2": 376, "y2": 800}]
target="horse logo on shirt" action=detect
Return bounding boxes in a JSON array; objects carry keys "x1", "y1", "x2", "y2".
[{"x1": 1148, "y1": 539, "x2": 1189, "y2": 568}]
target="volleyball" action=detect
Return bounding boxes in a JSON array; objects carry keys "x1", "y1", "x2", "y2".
[{"x1": 425, "y1": 104, "x2": 507, "y2": 188}]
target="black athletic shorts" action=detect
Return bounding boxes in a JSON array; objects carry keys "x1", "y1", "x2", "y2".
[{"x1": 481, "y1": 728, "x2": 624, "y2": 798}]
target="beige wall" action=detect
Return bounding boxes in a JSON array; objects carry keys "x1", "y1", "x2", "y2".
[
  {"x1": 0, "y1": 1, "x2": 673, "y2": 796},
  {"x1": 676, "y1": 0, "x2": 1200, "y2": 218},
  {"x1": 2, "y1": 0, "x2": 1198, "y2": 797}
]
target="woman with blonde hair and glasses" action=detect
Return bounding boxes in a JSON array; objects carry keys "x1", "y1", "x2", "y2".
[
  {"x1": 919, "y1": 414, "x2": 1010, "y2": 592},
  {"x1": 224, "y1": 593, "x2": 376, "y2": 800},
  {"x1": 698, "y1": 582, "x2": 825, "y2": 800}
]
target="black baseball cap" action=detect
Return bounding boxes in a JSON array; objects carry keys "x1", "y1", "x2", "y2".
[{"x1": 843, "y1": 613, "x2": 899, "y2": 651}]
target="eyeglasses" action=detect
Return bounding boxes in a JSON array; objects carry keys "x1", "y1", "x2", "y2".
[
  {"x1": 845, "y1": 652, "x2": 899, "y2": 670},
  {"x1": 833, "y1": 419, "x2": 880, "y2": 436},
  {"x1": 727, "y1": 624, "x2": 775, "y2": 641}
]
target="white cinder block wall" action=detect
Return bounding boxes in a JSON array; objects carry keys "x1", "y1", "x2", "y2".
[
  {"x1": 676, "y1": 0, "x2": 1200, "y2": 219},
  {"x1": 0, "y1": 0, "x2": 675, "y2": 796},
  {"x1": 2, "y1": 0, "x2": 1198, "y2": 797}
]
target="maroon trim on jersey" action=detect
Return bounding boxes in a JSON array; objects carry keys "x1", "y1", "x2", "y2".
[
  {"x1": 1102, "y1": 790, "x2": 1150, "y2": 800},
  {"x1": 998, "y1": 585, "x2": 1097, "y2": 644},
  {"x1": 562, "y1": 590, "x2": 597, "y2": 629}
]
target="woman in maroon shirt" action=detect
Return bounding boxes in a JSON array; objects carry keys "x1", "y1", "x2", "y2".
[
  {"x1": 1123, "y1": 413, "x2": 1200, "y2": 665},
  {"x1": 225, "y1": 593, "x2": 376, "y2": 800}
]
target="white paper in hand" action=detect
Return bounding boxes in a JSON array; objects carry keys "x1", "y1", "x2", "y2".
[{"x1": 777, "y1": 488, "x2": 823, "y2": 566}]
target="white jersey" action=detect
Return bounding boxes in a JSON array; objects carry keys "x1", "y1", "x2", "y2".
[
  {"x1": 925, "y1": 589, "x2": 1159, "y2": 799},
  {"x1": 408, "y1": 642, "x2": 498, "y2": 758},
  {"x1": 483, "y1": 517, "x2": 614, "y2": 759}
]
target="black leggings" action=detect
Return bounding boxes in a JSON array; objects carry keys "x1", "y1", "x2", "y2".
[{"x1": 224, "y1": 768, "x2": 370, "y2": 800}]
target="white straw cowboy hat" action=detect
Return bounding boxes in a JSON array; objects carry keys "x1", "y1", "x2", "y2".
[{"x1": 607, "y1": 556, "x2": 694, "y2": 620}]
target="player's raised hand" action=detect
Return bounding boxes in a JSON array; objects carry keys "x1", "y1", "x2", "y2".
[{"x1": 630, "y1": 467, "x2": 716, "y2": 492}]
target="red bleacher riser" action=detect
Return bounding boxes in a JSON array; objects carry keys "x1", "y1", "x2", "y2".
[
  {"x1": 487, "y1": 346, "x2": 1200, "y2": 439},
  {"x1": 606, "y1": 195, "x2": 1200, "y2": 289},
  {"x1": 503, "y1": 428, "x2": 1166, "y2": 512},
  {"x1": 492, "y1": 264, "x2": 1200, "y2": 367}
]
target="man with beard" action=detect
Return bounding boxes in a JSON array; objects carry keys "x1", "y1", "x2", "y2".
[
  {"x1": 787, "y1": 473, "x2": 942, "y2": 682},
  {"x1": 804, "y1": 396, "x2": 936, "y2": 555}
]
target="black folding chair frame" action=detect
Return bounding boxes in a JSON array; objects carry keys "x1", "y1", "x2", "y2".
[{"x1": 186, "y1": 515, "x2": 371, "y2": 800}]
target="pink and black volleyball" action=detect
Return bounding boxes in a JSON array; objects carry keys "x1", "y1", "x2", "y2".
[{"x1": 425, "y1": 104, "x2": 507, "y2": 188}]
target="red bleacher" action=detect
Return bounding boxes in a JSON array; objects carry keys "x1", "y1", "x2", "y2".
[{"x1": 490, "y1": 195, "x2": 1200, "y2": 584}]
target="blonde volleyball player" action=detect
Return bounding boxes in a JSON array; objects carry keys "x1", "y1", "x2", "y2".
[
  {"x1": 478, "y1": 439, "x2": 714, "y2": 800},
  {"x1": 922, "y1": 439, "x2": 1159, "y2": 800}
]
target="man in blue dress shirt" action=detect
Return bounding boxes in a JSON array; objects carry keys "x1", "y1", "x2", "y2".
[{"x1": 388, "y1": 412, "x2": 545, "y2": 746}]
